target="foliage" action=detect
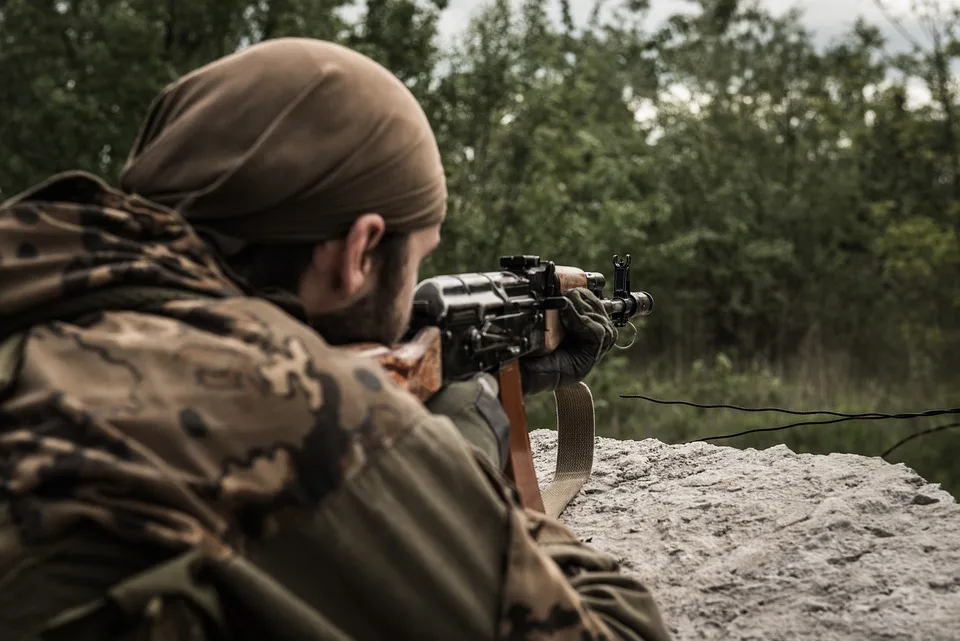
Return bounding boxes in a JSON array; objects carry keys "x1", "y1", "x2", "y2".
[{"x1": 1, "y1": 0, "x2": 957, "y2": 494}]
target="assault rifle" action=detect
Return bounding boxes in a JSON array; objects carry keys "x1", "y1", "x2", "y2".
[{"x1": 353, "y1": 255, "x2": 653, "y2": 517}]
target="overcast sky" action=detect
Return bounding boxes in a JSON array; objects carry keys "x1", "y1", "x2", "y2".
[
  {"x1": 432, "y1": 0, "x2": 945, "y2": 105},
  {"x1": 436, "y1": 0, "x2": 932, "y2": 51}
]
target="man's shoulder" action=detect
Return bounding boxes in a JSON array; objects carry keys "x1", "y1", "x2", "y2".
[
  {"x1": 27, "y1": 294, "x2": 427, "y2": 425},
  {"x1": 14, "y1": 296, "x2": 432, "y2": 512}
]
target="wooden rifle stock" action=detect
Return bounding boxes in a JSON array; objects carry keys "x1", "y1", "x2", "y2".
[
  {"x1": 347, "y1": 326, "x2": 445, "y2": 401},
  {"x1": 348, "y1": 326, "x2": 548, "y2": 512}
]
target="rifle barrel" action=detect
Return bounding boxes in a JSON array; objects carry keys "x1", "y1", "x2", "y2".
[{"x1": 603, "y1": 291, "x2": 654, "y2": 326}]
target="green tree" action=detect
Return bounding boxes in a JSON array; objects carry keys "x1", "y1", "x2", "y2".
[{"x1": 0, "y1": 0, "x2": 957, "y2": 494}]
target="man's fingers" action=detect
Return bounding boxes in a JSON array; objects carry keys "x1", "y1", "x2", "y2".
[
  {"x1": 560, "y1": 289, "x2": 611, "y2": 338},
  {"x1": 566, "y1": 288, "x2": 608, "y2": 317}
]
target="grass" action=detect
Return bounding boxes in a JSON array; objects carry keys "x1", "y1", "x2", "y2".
[{"x1": 524, "y1": 351, "x2": 960, "y2": 498}]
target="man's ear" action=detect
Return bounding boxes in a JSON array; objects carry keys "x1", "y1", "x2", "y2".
[
  {"x1": 323, "y1": 213, "x2": 386, "y2": 300},
  {"x1": 299, "y1": 214, "x2": 386, "y2": 314}
]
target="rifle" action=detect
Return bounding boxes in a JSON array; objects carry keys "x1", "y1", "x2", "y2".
[{"x1": 352, "y1": 254, "x2": 653, "y2": 518}]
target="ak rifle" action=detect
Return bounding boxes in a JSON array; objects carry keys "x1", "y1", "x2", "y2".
[{"x1": 355, "y1": 255, "x2": 653, "y2": 518}]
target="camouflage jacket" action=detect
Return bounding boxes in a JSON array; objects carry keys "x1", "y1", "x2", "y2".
[{"x1": 0, "y1": 172, "x2": 671, "y2": 641}]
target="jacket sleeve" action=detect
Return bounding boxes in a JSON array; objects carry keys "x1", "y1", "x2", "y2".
[{"x1": 247, "y1": 412, "x2": 672, "y2": 641}]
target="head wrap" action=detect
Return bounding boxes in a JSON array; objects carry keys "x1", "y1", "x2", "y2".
[{"x1": 119, "y1": 38, "x2": 446, "y2": 251}]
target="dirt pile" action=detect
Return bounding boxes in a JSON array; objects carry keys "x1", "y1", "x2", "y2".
[{"x1": 530, "y1": 430, "x2": 960, "y2": 641}]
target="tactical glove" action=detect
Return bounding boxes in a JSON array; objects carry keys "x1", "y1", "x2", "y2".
[
  {"x1": 426, "y1": 373, "x2": 510, "y2": 470},
  {"x1": 519, "y1": 287, "x2": 617, "y2": 396}
]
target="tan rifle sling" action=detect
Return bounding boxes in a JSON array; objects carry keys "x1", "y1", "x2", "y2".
[{"x1": 541, "y1": 382, "x2": 596, "y2": 520}]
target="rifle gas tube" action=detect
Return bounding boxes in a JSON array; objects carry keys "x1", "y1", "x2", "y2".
[{"x1": 354, "y1": 255, "x2": 653, "y2": 517}]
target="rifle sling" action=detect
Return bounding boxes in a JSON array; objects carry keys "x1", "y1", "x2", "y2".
[
  {"x1": 541, "y1": 382, "x2": 596, "y2": 520},
  {"x1": 502, "y1": 364, "x2": 596, "y2": 520}
]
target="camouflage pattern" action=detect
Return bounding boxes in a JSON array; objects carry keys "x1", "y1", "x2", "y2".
[{"x1": 0, "y1": 172, "x2": 671, "y2": 640}]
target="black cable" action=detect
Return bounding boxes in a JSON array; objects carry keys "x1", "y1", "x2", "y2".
[
  {"x1": 880, "y1": 422, "x2": 960, "y2": 459},
  {"x1": 619, "y1": 394, "x2": 889, "y2": 418},
  {"x1": 619, "y1": 394, "x2": 960, "y2": 443},
  {"x1": 689, "y1": 409, "x2": 960, "y2": 442}
]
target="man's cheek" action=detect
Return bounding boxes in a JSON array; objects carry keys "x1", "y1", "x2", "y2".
[
  {"x1": 393, "y1": 295, "x2": 413, "y2": 334},
  {"x1": 398, "y1": 275, "x2": 417, "y2": 315}
]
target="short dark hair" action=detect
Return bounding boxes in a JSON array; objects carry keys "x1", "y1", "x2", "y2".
[{"x1": 229, "y1": 233, "x2": 409, "y2": 296}]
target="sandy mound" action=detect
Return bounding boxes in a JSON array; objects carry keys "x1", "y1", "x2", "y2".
[{"x1": 530, "y1": 429, "x2": 960, "y2": 641}]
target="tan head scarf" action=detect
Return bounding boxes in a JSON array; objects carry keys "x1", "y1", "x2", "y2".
[{"x1": 119, "y1": 38, "x2": 446, "y2": 250}]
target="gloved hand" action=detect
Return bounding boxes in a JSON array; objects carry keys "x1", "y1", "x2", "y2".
[
  {"x1": 426, "y1": 373, "x2": 510, "y2": 470},
  {"x1": 519, "y1": 287, "x2": 617, "y2": 396}
]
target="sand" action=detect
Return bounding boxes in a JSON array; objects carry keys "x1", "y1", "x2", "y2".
[{"x1": 530, "y1": 430, "x2": 960, "y2": 641}]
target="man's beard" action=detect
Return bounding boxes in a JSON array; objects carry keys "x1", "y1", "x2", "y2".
[{"x1": 308, "y1": 278, "x2": 409, "y2": 347}]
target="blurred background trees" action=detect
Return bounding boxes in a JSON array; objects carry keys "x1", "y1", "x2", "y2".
[{"x1": 1, "y1": 0, "x2": 957, "y2": 493}]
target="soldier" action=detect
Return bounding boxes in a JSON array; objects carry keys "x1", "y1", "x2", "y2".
[{"x1": 0, "y1": 38, "x2": 672, "y2": 641}]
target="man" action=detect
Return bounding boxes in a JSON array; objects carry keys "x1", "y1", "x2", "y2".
[{"x1": 0, "y1": 38, "x2": 671, "y2": 641}]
